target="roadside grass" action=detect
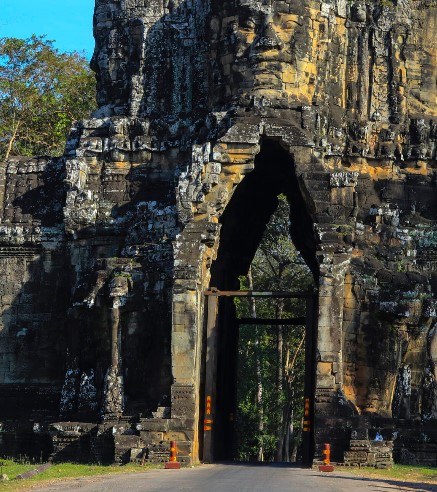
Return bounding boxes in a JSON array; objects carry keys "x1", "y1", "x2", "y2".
[
  {"x1": 0, "y1": 460, "x2": 35, "y2": 481},
  {"x1": 1, "y1": 460, "x2": 435, "y2": 491},
  {"x1": 343, "y1": 463, "x2": 437, "y2": 484},
  {"x1": 0, "y1": 460, "x2": 160, "y2": 491}
]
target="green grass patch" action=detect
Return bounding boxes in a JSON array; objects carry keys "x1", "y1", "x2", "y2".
[
  {"x1": 0, "y1": 460, "x2": 35, "y2": 480},
  {"x1": 344, "y1": 463, "x2": 437, "y2": 484},
  {"x1": 0, "y1": 460, "x2": 160, "y2": 491}
]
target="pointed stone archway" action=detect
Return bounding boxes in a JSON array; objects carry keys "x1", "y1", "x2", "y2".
[{"x1": 170, "y1": 129, "x2": 350, "y2": 463}]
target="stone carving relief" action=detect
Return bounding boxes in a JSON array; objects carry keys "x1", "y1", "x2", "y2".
[
  {"x1": 0, "y1": 0, "x2": 436, "y2": 466},
  {"x1": 211, "y1": 0, "x2": 309, "y2": 105}
]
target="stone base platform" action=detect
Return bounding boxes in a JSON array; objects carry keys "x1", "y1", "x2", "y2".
[
  {"x1": 0, "y1": 417, "x2": 194, "y2": 466},
  {"x1": 315, "y1": 416, "x2": 437, "y2": 468}
]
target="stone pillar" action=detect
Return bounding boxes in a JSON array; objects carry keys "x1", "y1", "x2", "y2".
[
  {"x1": 171, "y1": 228, "x2": 209, "y2": 463},
  {"x1": 102, "y1": 275, "x2": 130, "y2": 417},
  {"x1": 315, "y1": 252, "x2": 351, "y2": 460},
  {"x1": 102, "y1": 306, "x2": 124, "y2": 417},
  {"x1": 316, "y1": 253, "x2": 350, "y2": 400}
]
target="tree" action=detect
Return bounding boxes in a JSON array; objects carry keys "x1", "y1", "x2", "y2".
[
  {"x1": 235, "y1": 195, "x2": 313, "y2": 462},
  {"x1": 0, "y1": 35, "x2": 96, "y2": 160}
]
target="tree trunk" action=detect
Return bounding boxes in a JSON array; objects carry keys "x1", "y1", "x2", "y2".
[
  {"x1": 4, "y1": 120, "x2": 20, "y2": 160},
  {"x1": 276, "y1": 299, "x2": 284, "y2": 396},
  {"x1": 276, "y1": 331, "x2": 305, "y2": 462},
  {"x1": 274, "y1": 298, "x2": 284, "y2": 461},
  {"x1": 247, "y1": 268, "x2": 264, "y2": 461},
  {"x1": 287, "y1": 408, "x2": 294, "y2": 462},
  {"x1": 282, "y1": 390, "x2": 294, "y2": 461}
]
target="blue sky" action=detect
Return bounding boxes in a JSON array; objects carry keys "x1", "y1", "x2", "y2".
[{"x1": 0, "y1": 0, "x2": 95, "y2": 59}]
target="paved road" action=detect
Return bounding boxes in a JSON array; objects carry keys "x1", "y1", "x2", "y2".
[{"x1": 31, "y1": 463, "x2": 437, "y2": 492}]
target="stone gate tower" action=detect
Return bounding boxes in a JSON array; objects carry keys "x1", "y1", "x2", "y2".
[{"x1": 0, "y1": 0, "x2": 436, "y2": 465}]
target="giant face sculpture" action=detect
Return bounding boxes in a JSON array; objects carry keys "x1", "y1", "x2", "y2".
[{"x1": 212, "y1": 0, "x2": 312, "y2": 105}]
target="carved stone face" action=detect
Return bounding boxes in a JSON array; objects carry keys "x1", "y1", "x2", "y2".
[
  {"x1": 351, "y1": 2, "x2": 367, "y2": 22},
  {"x1": 214, "y1": 0, "x2": 310, "y2": 103},
  {"x1": 109, "y1": 275, "x2": 130, "y2": 298}
]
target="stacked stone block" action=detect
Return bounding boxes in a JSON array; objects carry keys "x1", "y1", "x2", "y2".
[
  {"x1": 344, "y1": 439, "x2": 393, "y2": 469},
  {"x1": 0, "y1": 0, "x2": 436, "y2": 466}
]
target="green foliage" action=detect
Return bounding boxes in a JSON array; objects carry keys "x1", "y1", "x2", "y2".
[
  {"x1": 0, "y1": 35, "x2": 96, "y2": 160},
  {"x1": 0, "y1": 459, "x2": 159, "y2": 489},
  {"x1": 236, "y1": 323, "x2": 306, "y2": 461},
  {"x1": 250, "y1": 195, "x2": 311, "y2": 293},
  {"x1": 235, "y1": 195, "x2": 313, "y2": 462},
  {"x1": 0, "y1": 459, "x2": 35, "y2": 481},
  {"x1": 346, "y1": 464, "x2": 437, "y2": 484}
]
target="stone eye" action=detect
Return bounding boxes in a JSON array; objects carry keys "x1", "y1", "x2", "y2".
[
  {"x1": 282, "y1": 20, "x2": 297, "y2": 31},
  {"x1": 239, "y1": 17, "x2": 256, "y2": 30}
]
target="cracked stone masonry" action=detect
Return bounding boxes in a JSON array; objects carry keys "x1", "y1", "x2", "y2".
[{"x1": 0, "y1": 0, "x2": 436, "y2": 467}]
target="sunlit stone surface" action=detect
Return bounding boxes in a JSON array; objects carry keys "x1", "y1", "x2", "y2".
[{"x1": 0, "y1": 0, "x2": 436, "y2": 466}]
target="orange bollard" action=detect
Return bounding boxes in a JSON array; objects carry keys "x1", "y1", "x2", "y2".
[
  {"x1": 324, "y1": 443, "x2": 331, "y2": 465},
  {"x1": 318, "y1": 443, "x2": 335, "y2": 472},
  {"x1": 165, "y1": 440, "x2": 181, "y2": 469},
  {"x1": 170, "y1": 440, "x2": 177, "y2": 462}
]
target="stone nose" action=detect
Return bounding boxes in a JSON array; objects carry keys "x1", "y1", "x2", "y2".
[{"x1": 254, "y1": 22, "x2": 283, "y2": 51}]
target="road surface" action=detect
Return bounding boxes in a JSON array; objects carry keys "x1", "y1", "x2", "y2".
[{"x1": 31, "y1": 463, "x2": 437, "y2": 492}]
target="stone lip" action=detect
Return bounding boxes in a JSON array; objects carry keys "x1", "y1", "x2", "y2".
[
  {"x1": 318, "y1": 465, "x2": 335, "y2": 472},
  {"x1": 16, "y1": 463, "x2": 52, "y2": 480}
]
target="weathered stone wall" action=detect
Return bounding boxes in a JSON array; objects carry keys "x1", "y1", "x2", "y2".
[
  {"x1": 0, "y1": 0, "x2": 436, "y2": 466},
  {"x1": 0, "y1": 157, "x2": 68, "y2": 419}
]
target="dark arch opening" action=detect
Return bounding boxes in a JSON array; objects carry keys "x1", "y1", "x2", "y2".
[
  {"x1": 207, "y1": 138, "x2": 319, "y2": 461},
  {"x1": 210, "y1": 138, "x2": 318, "y2": 289}
]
